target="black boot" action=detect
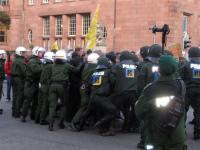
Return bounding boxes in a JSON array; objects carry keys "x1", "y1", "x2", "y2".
[
  {"x1": 137, "y1": 140, "x2": 145, "y2": 149},
  {"x1": 0, "y1": 109, "x2": 3, "y2": 115},
  {"x1": 58, "y1": 120, "x2": 65, "y2": 129},
  {"x1": 48, "y1": 121, "x2": 54, "y2": 131},
  {"x1": 194, "y1": 133, "x2": 200, "y2": 140},
  {"x1": 21, "y1": 116, "x2": 26, "y2": 122}
]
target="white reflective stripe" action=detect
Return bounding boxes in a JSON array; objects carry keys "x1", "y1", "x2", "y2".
[
  {"x1": 152, "y1": 66, "x2": 158, "y2": 72},
  {"x1": 191, "y1": 64, "x2": 200, "y2": 69},
  {"x1": 155, "y1": 96, "x2": 175, "y2": 108},
  {"x1": 122, "y1": 64, "x2": 137, "y2": 69},
  {"x1": 146, "y1": 145, "x2": 154, "y2": 150},
  {"x1": 93, "y1": 71, "x2": 105, "y2": 76}
]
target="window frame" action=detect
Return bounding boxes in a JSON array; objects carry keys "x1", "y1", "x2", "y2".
[
  {"x1": 68, "y1": 15, "x2": 76, "y2": 36},
  {"x1": 55, "y1": 15, "x2": 63, "y2": 36},
  {"x1": 43, "y1": 16, "x2": 50, "y2": 37},
  {"x1": 28, "y1": 0, "x2": 34, "y2": 5},
  {"x1": 0, "y1": 29, "x2": 7, "y2": 44},
  {"x1": 82, "y1": 14, "x2": 91, "y2": 36}
]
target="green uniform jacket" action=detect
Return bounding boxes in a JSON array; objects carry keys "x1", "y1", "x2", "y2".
[
  {"x1": 51, "y1": 62, "x2": 80, "y2": 82},
  {"x1": 0, "y1": 60, "x2": 5, "y2": 80},
  {"x1": 40, "y1": 62, "x2": 53, "y2": 85},
  {"x1": 11, "y1": 55, "x2": 26, "y2": 78},
  {"x1": 135, "y1": 75, "x2": 186, "y2": 147},
  {"x1": 26, "y1": 56, "x2": 42, "y2": 82}
]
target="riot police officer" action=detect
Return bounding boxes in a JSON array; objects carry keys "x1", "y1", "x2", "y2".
[
  {"x1": 111, "y1": 51, "x2": 139, "y2": 132},
  {"x1": 35, "y1": 51, "x2": 55, "y2": 125},
  {"x1": 48, "y1": 50, "x2": 82, "y2": 131},
  {"x1": 69, "y1": 53, "x2": 100, "y2": 131},
  {"x1": 180, "y1": 47, "x2": 200, "y2": 140},
  {"x1": 137, "y1": 44, "x2": 162, "y2": 92},
  {"x1": 137, "y1": 44, "x2": 162, "y2": 148},
  {"x1": 21, "y1": 47, "x2": 45, "y2": 122},
  {"x1": 135, "y1": 55, "x2": 186, "y2": 150},
  {"x1": 90, "y1": 57, "x2": 116, "y2": 136},
  {"x1": 11, "y1": 47, "x2": 27, "y2": 117}
]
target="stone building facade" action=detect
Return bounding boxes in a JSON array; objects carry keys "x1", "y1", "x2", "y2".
[{"x1": 1, "y1": 0, "x2": 200, "y2": 56}]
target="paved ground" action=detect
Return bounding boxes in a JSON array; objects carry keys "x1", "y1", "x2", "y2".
[{"x1": 0, "y1": 86, "x2": 199, "y2": 150}]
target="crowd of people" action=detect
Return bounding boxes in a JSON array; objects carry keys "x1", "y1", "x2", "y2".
[{"x1": 0, "y1": 44, "x2": 199, "y2": 150}]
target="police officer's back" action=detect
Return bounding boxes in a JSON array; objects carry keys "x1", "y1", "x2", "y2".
[
  {"x1": 11, "y1": 47, "x2": 27, "y2": 118},
  {"x1": 180, "y1": 47, "x2": 200, "y2": 140},
  {"x1": 135, "y1": 55, "x2": 186, "y2": 150},
  {"x1": 111, "y1": 51, "x2": 139, "y2": 131},
  {"x1": 137, "y1": 44, "x2": 162, "y2": 93}
]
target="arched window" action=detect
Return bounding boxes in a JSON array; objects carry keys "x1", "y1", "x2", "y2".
[{"x1": 28, "y1": 29, "x2": 32, "y2": 44}]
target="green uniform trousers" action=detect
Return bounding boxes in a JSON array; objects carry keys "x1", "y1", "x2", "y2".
[
  {"x1": 12, "y1": 77, "x2": 25, "y2": 116},
  {"x1": 22, "y1": 81, "x2": 39, "y2": 119},
  {"x1": 48, "y1": 84, "x2": 68, "y2": 122}
]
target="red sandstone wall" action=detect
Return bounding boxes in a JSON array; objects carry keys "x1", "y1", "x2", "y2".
[{"x1": 3, "y1": 0, "x2": 200, "y2": 56}]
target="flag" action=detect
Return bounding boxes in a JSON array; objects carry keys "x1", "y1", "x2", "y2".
[
  {"x1": 51, "y1": 41, "x2": 59, "y2": 51},
  {"x1": 85, "y1": 4, "x2": 100, "y2": 50}
]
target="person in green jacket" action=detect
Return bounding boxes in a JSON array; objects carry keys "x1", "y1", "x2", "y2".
[
  {"x1": 21, "y1": 47, "x2": 45, "y2": 122},
  {"x1": 48, "y1": 50, "x2": 82, "y2": 131},
  {"x1": 11, "y1": 47, "x2": 27, "y2": 117},
  {"x1": 35, "y1": 51, "x2": 55, "y2": 125},
  {"x1": 135, "y1": 55, "x2": 187, "y2": 150},
  {"x1": 0, "y1": 50, "x2": 6, "y2": 115},
  {"x1": 69, "y1": 53, "x2": 100, "y2": 131}
]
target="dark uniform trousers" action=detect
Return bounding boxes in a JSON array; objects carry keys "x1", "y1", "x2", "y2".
[
  {"x1": 72, "y1": 92, "x2": 90, "y2": 127},
  {"x1": 113, "y1": 91, "x2": 138, "y2": 130},
  {"x1": 91, "y1": 94, "x2": 116, "y2": 128},
  {"x1": 48, "y1": 83, "x2": 68, "y2": 122},
  {"x1": 35, "y1": 84, "x2": 49, "y2": 122},
  {"x1": 185, "y1": 87, "x2": 200, "y2": 135},
  {"x1": 12, "y1": 77, "x2": 25, "y2": 116},
  {"x1": 22, "y1": 80, "x2": 39, "y2": 119}
]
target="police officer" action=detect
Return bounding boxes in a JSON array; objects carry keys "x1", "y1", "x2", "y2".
[
  {"x1": 35, "y1": 51, "x2": 55, "y2": 125},
  {"x1": 139, "y1": 46, "x2": 150, "y2": 67},
  {"x1": 137, "y1": 44, "x2": 162, "y2": 148},
  {"x1": 135, "y1": 55, "x2": 186, "y2": 150},
  {"x1": 0, "y1": 50, "x2": 6, "y2": 115},
  {"x1": 21, "y1": 47, "x2": 45, "y2": 122},
  {"x1": 90, "y1": 57, "x2": 116, "y2": 136},
  {"x1": 137, "y1": 44, "x2": 162, "y2": 93},
  {"x1": 11, "y1": 47, "x2": 27, "y2": 117},
  {"x1": 48, "y1": 50, "x2": 82, "y2": 131},
  {"x1": 111, "y1": 51, "x2": 139, "y2": 132},
  {"x1": 69, "y1": 53, "x2": 100, "y2": 131},
  {"x1": 180, "y1": 47, "x2": 200, "y2": 140}
]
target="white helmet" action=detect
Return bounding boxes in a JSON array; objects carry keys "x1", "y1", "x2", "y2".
[
  {"x1": 32, "y1": 46, "x2": 46, "y2": 56},
  {"x1": 44, "y1": 51, "x2": 55, "y2": 62},
  {"x1": 0, "y1": 49, "x2": 6, "y2": 59},
  {"x1": 15, "y1": 47, "x2": 27, "y2": 56},
  {"x1": 87, "y1": 53, "x2": 100, "y2": 64},
  {"x1": 55, "y1": 50, "x2": 67, "y2": 60}
]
